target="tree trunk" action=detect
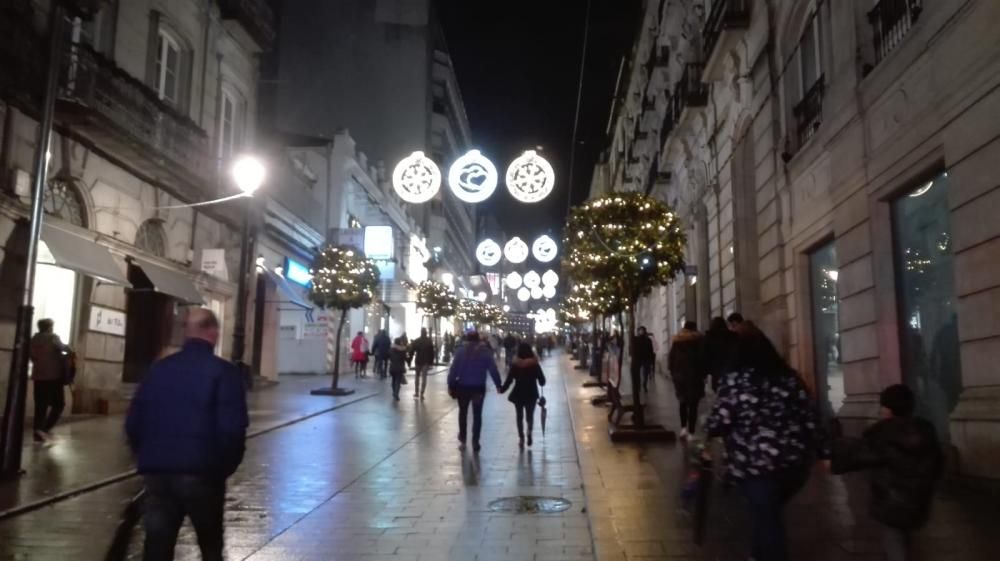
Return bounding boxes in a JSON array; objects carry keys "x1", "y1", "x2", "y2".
[
  {"x1": 331, "y1": 308, "x2": 347, "y2": 390},
  {"x1": 626, "y1": 303, "x2": 644, "y2": 426}
]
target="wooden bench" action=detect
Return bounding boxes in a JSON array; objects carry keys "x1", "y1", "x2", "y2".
[{"x1": 606, "y1": 377, "x2": 636, "y2": 425}]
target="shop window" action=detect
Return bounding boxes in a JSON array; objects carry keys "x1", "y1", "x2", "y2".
[
  {"x1": 808, "y1": 241, "x2": 842, "y2": 419},
  {"x1": 134, "y1": 219, "x2": 167, "y2": 258},
  {"x1": 892, "y1": 171, "x2": 962, "y2": 442},
  {"x1": 44, "y1": 177, "x2": 87, "y2": 227}
]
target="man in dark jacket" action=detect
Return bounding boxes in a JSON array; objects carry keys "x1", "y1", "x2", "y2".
[
  {"x1": 633, "y1": 326, "x2": 656, "y2": 392},
  {"x1": 502, "y1": 332, "x2": 517, "y2": 368},
  {"x1": 410, "y1": 328, "x2": 435, "y2": 399},
  {"x1": 667, "y1": 321, "x2": 705, "y2": 439},
  {"x1": 29, "y1": 318, "x2": 69, "y2": 443},
  {"x1": 126, "y1": 308, "x2": 248, "y2": 561},
  {"x1": 832, "y1": 384, "x2": 943, "y2": 561},
  {"x1": 447, "y1": 331, "x2": 502, "y2": 452},
  {"x1": 371, "y1": 329, "x2": 391, "y2": 379}
]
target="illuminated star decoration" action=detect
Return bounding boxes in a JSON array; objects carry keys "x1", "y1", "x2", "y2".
[
  {"x1": 392, "y1": 151, "x2": 441, "y2": 204},
  {"x1": 504, "y1": 237, "x2": 529, "y2": 264},
  {"x1": 448, "y1": 150, "x2": 498, "y2": 203},
  {"x1": 506, "y1": 271, "x2": 523, "y2": 289},
  {"x1": 476, "y1": 239, "x2": 502, "y2": 267},
  {"x1": 506, "y1": 150, "x2": 555, "y2": 203},
  {"x1": 532, "y1": 235, "x2": 558, "y2": 262}
]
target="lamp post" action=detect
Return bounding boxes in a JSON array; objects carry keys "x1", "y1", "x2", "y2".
[{"x1": 230, "y1": 156, "x2": 266, "y2": 386}]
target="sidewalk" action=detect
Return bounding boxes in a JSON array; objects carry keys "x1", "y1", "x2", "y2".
[
  {"x1": 560, "y1": 353, "x2": 1000, "y2": 561},
  {"x1": 0, "y1": 374, "x2": 386, "y2": 517}
]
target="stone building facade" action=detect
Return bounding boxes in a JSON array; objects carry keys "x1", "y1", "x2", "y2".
[{"x1": 600, "y1": 0, "x2": 1000, "y2": 477}]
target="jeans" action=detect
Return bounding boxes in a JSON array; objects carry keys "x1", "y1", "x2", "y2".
[
  {"x1": 881, "y1": 525, "x2": 911, "y2": 561},
  {"x1": 742, "y1": 466, "x2": 810, "y2": 561},
  {"x1": 33, "y1": 380, "x2": 65, "y2": 433},
  {"x1": 504, "y1": 349, "x2": 514, "y2": 368},
  {"x1": 375, "y1": 357, "x2": 388, "y2": 379},
  {"x1": 678, "y1": 399, "x2": 700, "y2": 433},
  {"x1": 413, "y1": 363, "x2": 431, "y2": 397},
  {"x1": 515, "y1": 402, "x2": 536, "y2": 440},
  {"x1": 640, "y1": 362, "x2": 654, "y2": 390},
  {"x1": 142, "y1": 475, "x2": 226, "y2": 561},
  {"x1": 456, "y1": 387, "x2": 486, "y2": 446}
]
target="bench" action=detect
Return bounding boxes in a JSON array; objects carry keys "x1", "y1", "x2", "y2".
[{"x1": 606, "y1": 377, "x2": 636, "y2": 425}]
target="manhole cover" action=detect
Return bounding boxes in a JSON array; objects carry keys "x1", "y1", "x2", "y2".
[{"x1": 488, "y1": 496, "x2": 572, "y2": 514}]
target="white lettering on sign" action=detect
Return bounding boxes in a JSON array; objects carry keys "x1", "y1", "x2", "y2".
[
  {"x1": 89, "y1": 305, "x2": 126, "y2": 336},
  {"x1": 201, "y1": 249, "x2": 229, "y2": 281}
]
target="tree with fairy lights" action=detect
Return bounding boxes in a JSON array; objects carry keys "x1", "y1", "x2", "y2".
[
  {"x1": 456, "y1": 299, "x2": 483, "y2": 328},
  {"x1": 563, "y1": 191, "x2": 686, "y2": 427},
  {"x1": 417, "y1": 280, "x2": 458, "y2": 356},
  {"x1": 309, "y1": 245, "x2": 381, "y2": 395},
  {"x1": 478, "y1": 303, "x2": 505, "y2": 328}
]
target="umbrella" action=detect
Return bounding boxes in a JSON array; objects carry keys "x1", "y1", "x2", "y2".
[{"x1": 538, "y1": 390, "x2": 547, "y2": 435}]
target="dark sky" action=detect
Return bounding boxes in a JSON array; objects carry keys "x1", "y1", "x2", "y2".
[{"x1": 437, "y1": 1, "x2": 642, "y2": 241}]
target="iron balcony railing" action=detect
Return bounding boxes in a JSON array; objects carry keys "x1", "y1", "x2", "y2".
[
  {"x1": 703, "y1": 0, "x2": 752, "y2": 60},
  {"x1": 671, "y1": 62, "x2": 709, "y2": 122},
  {"x1": 793, "y1": 75, "x2": 825, "y2": 148},
  {"x1": 869, "y1": 0, "x2": 922, "y2": 65},
  {"x1": 217, "y1": 0, "x2": 277, "y2": 48}
]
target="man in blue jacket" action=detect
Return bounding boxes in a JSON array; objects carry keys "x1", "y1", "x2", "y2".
[
  {"x1": 126, "y1": 308, "x2": 248, "y2": 561},
  {"x1": 447, "y1": 330, "x2": 502, "y2": 452}
]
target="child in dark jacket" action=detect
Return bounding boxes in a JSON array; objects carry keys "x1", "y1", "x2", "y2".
[
  {"x1": 388, "y1": 337, "x2": 408, "y2": 401},
  {"x1": 500, "y1": 343, "x2": 546, "y2": 448},
  {"x1": 831, "y1": 384, "x2": 944, "y2": 561}
]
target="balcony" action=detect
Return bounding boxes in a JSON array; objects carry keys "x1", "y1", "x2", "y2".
[
  {"x1": 57, "y1": 44, "x2": 212, "y2": 199},
  {"x1": 793, "y1": 75, "x2": 825, "y2": 149},
  {"x1": 868, "y1": 0, "x2": 922, "y2": 66},
  {"x1": 702, "y1": 0, "x2": 751, "y2": 81},
  {"x1": 218, "y1": 0, "x2": 276, "y2": 49},
  {"x1": 671, "y1": 63, "x2": 709, "y2": 125}
]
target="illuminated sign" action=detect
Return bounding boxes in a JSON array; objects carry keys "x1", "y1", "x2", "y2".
[
  {"x1": 364, "y1": 225, "x2": 394, "y2": 260},
  {"x1": 284, "y1": 257, "x2": 312, "y2": 286}
]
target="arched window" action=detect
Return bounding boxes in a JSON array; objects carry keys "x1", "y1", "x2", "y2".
[
  {"x1": 135, "y1": 218, "x2": 167, "y2": 258},
  {"x1": 44, "y1": 177, "x2": 87, "y2": 227}
]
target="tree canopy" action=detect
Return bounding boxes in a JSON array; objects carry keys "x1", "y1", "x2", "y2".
[{"x1": 309, "y1": 245, "x2": 381, "y2": 311}]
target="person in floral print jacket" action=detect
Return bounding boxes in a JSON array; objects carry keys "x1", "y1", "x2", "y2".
[{"x1": 706, "y1": 324, "x2": 828, "y2": 561}]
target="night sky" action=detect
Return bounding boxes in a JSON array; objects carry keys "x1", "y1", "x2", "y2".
[{"x1": 437, "y1": 1, "x2": 642, "y2": 241}]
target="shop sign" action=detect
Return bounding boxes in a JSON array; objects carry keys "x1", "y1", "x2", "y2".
[
  {"x1": 279, "y1": 324, "x2": 297, "y2": 340},
  {"x1": 364, "y1": 226, "x2": 394, "y2": 260},
  {"x1": 284, "y1": 257, "x2": 312, "y2": 287},
  {"x1": 89, "y1": 305, "x2": 126, "y2": 336},
  {"x1": 201, "y1": 249, "x2": 229, "y2": 281},
  {"x1": 303, "y1": 322, "x2": 327, "y2": 338}
]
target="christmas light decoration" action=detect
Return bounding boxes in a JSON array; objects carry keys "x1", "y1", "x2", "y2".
[
  {"x1": 530, "y1": 286, "x2": 543, "y2": 300},
  {"x1": 392, "y1": 151, "x2": 441, "y2": 203},
  {"x1": 476, "y1": 239, "x2": 502, "y2": 267},
  {"x1": 504, "y1": 237, "x2": 529, "y2": 263},
  {"x1": 523, "y1": 270, "x2": 541, "y2": 289},
  {"x1": 517, "y1": 287, "x2": 530, "y2": 302},
  {"x1": 542, "y1": 285, "x2": 556, "y2": 299},
  {"x1": 448, "y1": 149, "x2": 497, "y2": 203},
  {"x1": 532, "y1": 234, "x2": 558, "y2": 262},
  {"x1": 541, "y1": 270, "x2": 559, "y2": 287},
  {"x1": 506, "y1": 271, "x2": 523, "y2": 289},
  {"x1": 506, "y1": 150, "x2": 555, "y2": 203}
]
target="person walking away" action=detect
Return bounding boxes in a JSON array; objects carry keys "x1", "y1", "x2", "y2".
[
  {"x1": 351, "y1": 331, "x2": 369, "y2": 378},
  {"x1": 705, "y1": 326, "x2": 827, "y2": 561},
  {"x1": 500, "y1": 343, "x2": 546, "y2": 448},
  {"x1": 388, "y1": 337, "x2": 409, "y2": 401},
  {"x1": 830, "y1": 384, "x2": 943, "y2": 561},
  {"x1": 29, "y1": 318, "x2": 70, "y2": 443},
  {"x1": 502, "y1": 332, "x2": 517, "y2": 368},
  {"x1": 410, "y1": 328, "x2": 435, "y2": 399},
  {"x1": 372, "y1": 329, "x2": 391, "y2": 379},
  {"x1": 726, "y1": 312, "x2": 746, "y2": 333},
  {"x1": 634, "y1": 326, "x2": 656, "y2": 392},
  {"x1": 703, "y1": 317, "x2": 738, "y2": 392},
  {"x1": 668, "y1": 322, "x2": 706, "y2": 439},
  {"x1": 447, "y1": 331, "x2": 502, "y2": 452},
  {"x1": 126, "y1": 309, "x2": 248, "y2": 561}
]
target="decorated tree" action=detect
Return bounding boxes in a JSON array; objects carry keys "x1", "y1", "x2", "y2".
[
  {"x1": 456, "y1": 299, "x2": 483, "y2": 326},
  {"x1": 563, "y1": 192, "x2": 686, "y2": 425},
  {"x1": 417, "y1": 280, "x2": 458, "y2": 355},
  {"x1": 309, "y1": 245, "x2": 380, "y2": 395},
  {"x1": 478, "y1": 303, "x2": 505, "y2": 327}
]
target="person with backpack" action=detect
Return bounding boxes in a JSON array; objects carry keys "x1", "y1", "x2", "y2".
[
  {"x1": 831, "y1": 384, "x2": 944, "y2": 561},
  {"x1": 29, "y1": 318, "x2": 72, "y2": 443},
  {"x1": 500, "y1": 342, "x2": 546, "y2": 448}
]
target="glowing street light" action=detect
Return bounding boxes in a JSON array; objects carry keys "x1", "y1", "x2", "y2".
[{"x1": 232, "y1": 155, "x2": 266, "y2": 196}]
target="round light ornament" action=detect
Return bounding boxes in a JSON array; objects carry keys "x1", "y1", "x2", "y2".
[
  {"x1": 530, "y1": 286, "x2": 544, "y2": 300},
  {"x1": 476, "y1": 239, "x2": 502, "y2": 267},
  {"x1": 503, "y1": 237, "x2": 529, "y2": 264},
  {"x1": 523, "y1": 270, "x2": 541, "y2": 289},
  {"x1": 541, "y1": 270, "x2": 559, "y2": 287},
  {"x1": 505, "y1": 271, "x2": 523, "y2": 290},
  {"x1": 392, "y1": 151, "x2": 441, "y2": 203},
  {"x1": 506, "y1": 150, "x2": 555, "y2": 203},
  {"x1": 532, "y1": 235, "x2": 558, "y2": 262},
  {"x1": 517, "y1": 287, "x2": 531, "y2": 302},
  {"x1": 542, "y1": 285, "x2": 556, "y2": 299},
  {"x1": 448, "y1": 149, "x2": 497, "y2": 203}
]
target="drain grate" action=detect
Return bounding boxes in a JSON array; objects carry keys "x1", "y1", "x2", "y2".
[{"x1": 488, "y1": 496, "x2": 572, "y2": 514}]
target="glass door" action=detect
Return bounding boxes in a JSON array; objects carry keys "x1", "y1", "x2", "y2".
[{"x1": 808, "y1": 241, "x2": 842, "y2": 420}]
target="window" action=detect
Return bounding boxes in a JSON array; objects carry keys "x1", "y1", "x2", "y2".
[
  {"x1": 799, "y1": 17, "x2": 821, "y2": 97},
  {"x1": 154, "y1": 29, "x2": 181, "y2": 104},
  {"x1": 135, "y1": 219, "x2": 167, "y2": 258},
  {"x1": 892, "y1": 171, "x2": 961, "y2": 442},
  {"x1": 791, "y1": 6, "x2": 827, "y2": 148},
  {"x1": 809, "y1": 241, "x2": 842, "y2": 419},
  {"x1": 218, "y1": 89, "x2": 239, "y2": 161},
  {"x1": 348, "y1": 215, "x2": 363, "y2": 229},
  {"x1": 43, "y1": 177, "x2": 87, "y2": 227}
]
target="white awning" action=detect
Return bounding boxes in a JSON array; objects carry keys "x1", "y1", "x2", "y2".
[
  {"x1": 39, "y1": 223, "x2": 130, "y2": 286},
  {"x1": 129, "y1": 258, "x2": 204, "y2": 305}
]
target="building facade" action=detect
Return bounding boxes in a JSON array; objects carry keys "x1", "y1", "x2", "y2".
[{"x1": 602, "y1": 0, "x2": 1000, "y2": 477}]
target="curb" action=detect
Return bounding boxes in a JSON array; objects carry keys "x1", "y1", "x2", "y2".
[{"x1": 0, "y1": 391, "x2": 379, "y2": 521}]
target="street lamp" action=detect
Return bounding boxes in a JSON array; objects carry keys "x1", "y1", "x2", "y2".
[{"x1": 230, "y1": 155, "x2": 266, "y2": 385}]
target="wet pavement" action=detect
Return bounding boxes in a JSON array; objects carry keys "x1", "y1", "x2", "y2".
[{"x1": 0, "y1": 353, "x2": 997, "y2": 560}]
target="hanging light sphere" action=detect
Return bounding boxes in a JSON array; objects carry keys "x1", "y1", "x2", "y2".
[
  {"x1": 542, "y1": 285, "x2": 556, "y2": 299},
  {"x1": 506, "y1": 150, "x2": 555, "y2": 203},
  {"x1": 504, "y1": 237, "x2": 529, "y2": 264},
  {"x1": 530, "y1": 286, "x2": 543, "y2": 300},
  {"x1": 523, "y1": 270, "x2": 541, "y2": 289},
  {"x1": 532, "y1": 234, "x2": 558, "y2": 262},
  {"x1": 476, "y1": 239, "x2": 502, "y2": 267},
  {"x1": 505, "y1": 271, "x2": 523, "y2": 289},
  {"x1": 448, "y1": 149, "x2": 497, "y2": 203},
  {"x1": 232, "y1": 155, "x2": 267, "y2": 196},
  {"x1": 541, "y1": 270, "x2": 559, "y2": 287},
  {"x1": 392, "y1": 151, "x2": 441, "y2": 203},
  {"x1": 517, "y1": 287, "x2": 531, "y2": 302}
]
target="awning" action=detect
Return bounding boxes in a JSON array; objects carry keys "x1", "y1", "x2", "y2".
[
  {"x1": 38, "y1": 223, "x2": 130, "y2": 286},
  {"x1": 129, "y1": 258, "x2": 204, "y2": 304},
  {"x1": 263, "y1": 269, "x2": 312, "y2": 310}
]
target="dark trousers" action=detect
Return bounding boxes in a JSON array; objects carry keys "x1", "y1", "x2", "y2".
[
  {"x1": 33, "y1": 380, "x2": 65, "y2": 433},
  {"x1": 640, "y1": 362, "x2": 654, "y2": 390},
  {"x1": 413, "y1": 363, "x2": 431, "y2": 396},
  {"x1": 456, "y1": 387, "x2": 485, "y2": 445},
  {"x1": 375, "y1": 357, "x2": 388, "y2": 379},
  {"x1": 742, "y1": 466, "x2": 810, "y2": 561},
  {"x1": 678, "y1": 399, "x2": 700, "y2": 433},
  {"x1": 142, "y1": 475, "x2": 225, "y2": 561},
  {"x1": 515, "y1": 402, "x2": 536, "y2": 439},
  {"x1": 390, "y1": 370, "x2": 404, "y2": 399}
]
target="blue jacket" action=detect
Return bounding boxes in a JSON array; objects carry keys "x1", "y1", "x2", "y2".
[
  {"x1": 126, "y1": 339, "x2": 248, "y2": 478},
  {"x1": 448, "y1": 341, "x2": 502, "y2": 390}
]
